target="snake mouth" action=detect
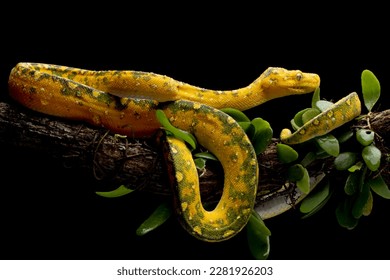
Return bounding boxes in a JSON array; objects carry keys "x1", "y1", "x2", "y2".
[{"x1": 288, "y1": 85, "x2": 318, "y2": 94}]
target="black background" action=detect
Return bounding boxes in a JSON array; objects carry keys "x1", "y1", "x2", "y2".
[{"x1": 1, "y1": 6, "x2": 389, "y2": 260}]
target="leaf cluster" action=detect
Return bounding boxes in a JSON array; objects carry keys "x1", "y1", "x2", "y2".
[
  {"x1": 93, "y1": 69, "x2": 388, "y2": 260},
  {"x1": 280, "y1": 70, "x2": 389, "y2": 229}
]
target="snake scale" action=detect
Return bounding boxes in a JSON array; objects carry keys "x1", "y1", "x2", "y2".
[{"x1": 7, "y1": 62, "x2": 359, "y2": 242}]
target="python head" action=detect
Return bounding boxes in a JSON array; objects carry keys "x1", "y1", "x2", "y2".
[{"x1": 257, "y1": 67, "x2": 320, "y2": 101}]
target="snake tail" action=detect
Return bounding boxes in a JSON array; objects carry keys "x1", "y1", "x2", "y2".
[{"x1": 280, "y1": 92, "x2": 362, "y2": 145}]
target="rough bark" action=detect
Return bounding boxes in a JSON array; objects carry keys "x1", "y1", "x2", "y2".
[{"x1": 1, "y1": 101, "x2": 389, "y2": 204}]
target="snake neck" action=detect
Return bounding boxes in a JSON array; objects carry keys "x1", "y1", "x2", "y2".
[
  {"x1": 176, "y1": 67, "x2": 320, "y2": 111},
  {"x1": 175, "y1": 82, "x2": 259, "y2": 111}
]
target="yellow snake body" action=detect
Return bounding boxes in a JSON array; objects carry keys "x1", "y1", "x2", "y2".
[
  {"x1": 162, "y1": 102, "x2": 258, "y2": 240},
  {"x1": 9, "y1": 63, "x2": 320, "y2": 112},
  {"x1": 8, "y1": 62, "x2": 321, "y2": 242}
]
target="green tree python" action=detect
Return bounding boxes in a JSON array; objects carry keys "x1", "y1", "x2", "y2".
[{"x1": 8, "y1": 62, "x2": 362, "y2": 242}]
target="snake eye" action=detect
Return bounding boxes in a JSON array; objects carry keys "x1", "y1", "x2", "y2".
[{"x1": 296, "y1": 72, "x2": 303, "y2": 81}]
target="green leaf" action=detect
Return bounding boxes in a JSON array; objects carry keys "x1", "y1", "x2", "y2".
[
  {"x1": 293, "y1": 108, "x2": 311, "y2": 127},
  {"x1": 290, "y1": 118, "x2": 301, "y2": 131},
  {"x1": 300, "y1": 181, "x2": 330, "y2": 213},
  {"x1": 336, "y1": 198, "x2": 359, "y2": 230},
  {"x1": 362, "y1": 145, "x2": 381, "y2": 171},
  {"x1": 367, "y1": 175, "x2": 390, "y2": 199},
  {"x1": 315, "y1": 134, "x2": 340, "y2": 157},
  {"x1": 287, "y1": 164, "x2": 305, "y2": 181},
  {"x1": 344, "y1": 171, "x2": 361, "y2": 195},
  {"x1": 248, "y1": 210, "x2": 272, "y2": 236},
  {"x1": 311, "y1": 87, "x2": 321, "y2": 108},
  {"x1": 95, "y1": 185, "x2": 134, "y2": 198},
  {"x1": 300, "y1": 151, "x2": 317, "y2": 168},
  {"x1": 352, "y1": 181, "x2": 370, "y2": 219},
  {"x1": 194, "y1": 151, "x2": 218, "y2": 161},
  {"x1": 348, "y1": 161, "x2": 364, "y2": 172},
  {"x1": 302, "y1": 108, "x2": 321, "y2": 124},
  {"x1": 249, "y1": 118, "x2": 273, "y2": 155},
  {"x1": 136, "y1": 202, "x2": 172, "y2": 236},
  {"x1": 220, "y1": 108, "x2": 250, "y2": 122},
  {"x1": 296, "y1": 166, "x2": 310, "y2": 194},
  {"x1": 246, "y1": 210, "x2": 271, "y2": 260},
  {"x1": 334, "y1": 152, "x2": 359, "y2": 170},
  {"x1": 194, "y1": 158, "x2": 206, "y2": 170},
  {"x1": 301, "y1": 190, "x2": 332, "y2": 219},
  {"x1": 356, "y1": 129, "x2": 375, "y2": 146},
  {"x1": 276, "y1": 143, "x2": 299, "y2": 164},
  {"x1": 338, "y1": 130, "x2": 354, "y2": 144},
  {"x1": 156, "y1": 109, "x2": 197, "y2": 150},
  {"x1": 361, "y1": 69, "x2": 381, "y2": 112},
  {"x1": 315, "y1": 149, "x2": 332, "y2": 160},
  {"x1": 238, "y1": 121, "x2": 252, "y2": 132},
  {"x1": 315, "y1": 100, "x2": 334, "y2": 112},
  {"x1": 362, "y1": 190, "x2": 373, "y2": 216}
]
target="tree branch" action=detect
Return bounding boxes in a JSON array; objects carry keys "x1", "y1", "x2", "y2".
[{"x1": 1, "y1": 101, "x2": 389, "y2": 205}]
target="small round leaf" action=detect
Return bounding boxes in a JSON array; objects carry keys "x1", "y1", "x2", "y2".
[
  {"x1": 338, "y1": 130, "x2": 354, "y2": 144},
  {"x1": 302, "y1": 108, "x2": 321, "y2": 124},
  {"x1": 362, "y1": 145, "x2": 381, "y2": 171},
  {"x1": 334, "y1": 152, "x2": 359, "y2": 170},
  {"x1": 238, "y1": 121, "x2": 251, "y2": 132},
  {"x1": 277, "y1": 143, "x2": 299, "y2": 164},
  {"x1": 293, "y1": 108, "x2": 311, "y2": 127},
  {"x1": 315, "y1": 100, "x2": 334, "y2": 112},
  {"x1": 287, "y1": 164, "x2": 305, "y2": 181},
  {"x1": 356, "y1": 129, "x2": 375, "y2": 146},
  {"x1": 250, "y1": 118, "x2": 273, "y2": 155},
  {"x1": 194, "y1": 158, "x2": 206, "y2": 170},
  {"x1": 315, "y1": 134, "x2": 340, "y2": 157}
]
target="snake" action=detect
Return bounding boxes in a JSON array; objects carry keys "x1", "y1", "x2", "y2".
[{"x1": 8, "y1": 62, "x2": 322, "y2": 242}]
